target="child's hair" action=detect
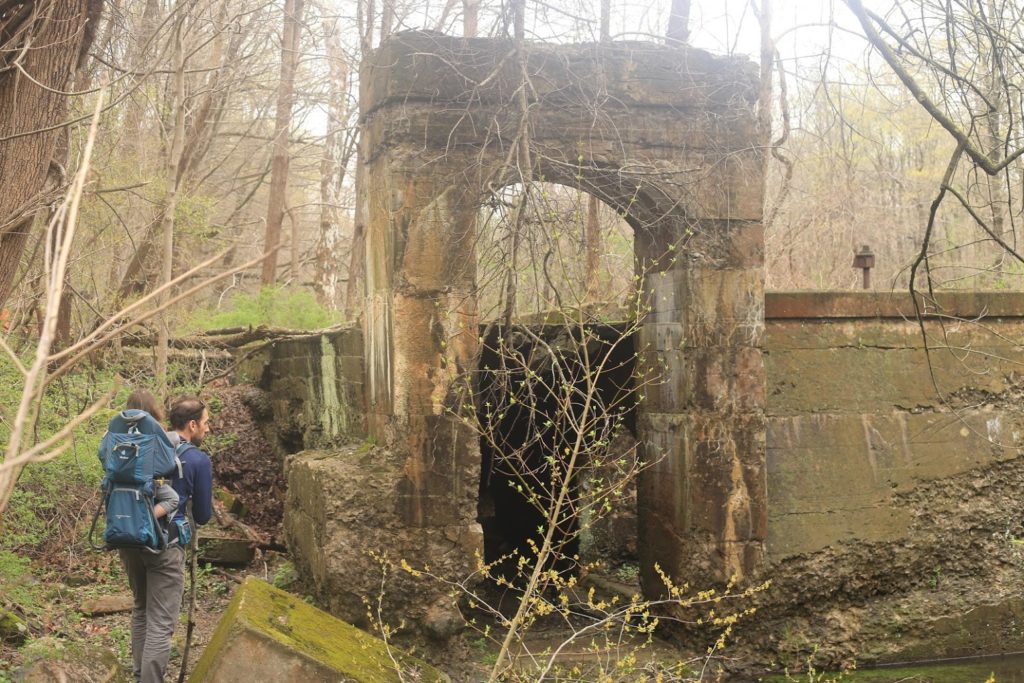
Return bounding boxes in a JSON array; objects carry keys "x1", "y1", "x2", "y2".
[{"x1": 126, "y1": 388, "x2": 166, "y2": 422}]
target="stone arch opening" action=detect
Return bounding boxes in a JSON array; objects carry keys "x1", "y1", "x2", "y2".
[
  {"x1": 360, "y1": 32, "x2": 767, "y2": 606},
  {"x1": 474, "y1": 182, "x2": 636, "y2": 319},
  {"x1": 472, "y1": 182, "x2": 640, "y2": 580}
]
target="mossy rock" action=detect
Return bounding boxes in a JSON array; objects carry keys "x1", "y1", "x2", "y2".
[
  {"x1": 18, "y1": 637, "x2": 128, "y2": 682},
  {"x1": 213, "y1": 488, "x2": 248, "y2": 517},
  {"x1": 0, "y1": 608, "x2": 28, "y2": 643},
  {"x1": 188, "y1": 577, "x2": 448, "y2": 682}
]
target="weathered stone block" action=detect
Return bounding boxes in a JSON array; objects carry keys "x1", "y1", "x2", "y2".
[
  {"x1": 188, "y1": 577, "x2": 447, "y2": 682},
  {"x1": 368, "y1": 107, "x2": 759, "y2": 157},
  {"x1": 285, "y1": 445, "x2": 481, "y2": 631},
  {"x1": 214, "y1": 488, "x2": 247, "y2": 517},
  {"x1": 79, "y1": 594, "x2": 134, "y2": 616},
  {"x1": 198, "y1": 529, "x2": 255, "y2": 566},
  {"x1": 640, "y1": 267, "x2": 764, "y2": 347},
  {"x1": 331, "y1": 328, "x2": 365, "y2": 358},
  {"x1": 635, "y1": 344, "x2": 688, "y2": 414},
  {"x1": 765, "y1": 290, "x2": 1024, "y2": 320},
  {"x1": 638, "y1": 410, "x2": 766, "y2": 583},
  {"x1": 765, "y1": 345, "x2": 1023, "y2": 415},
  {"x1": 363, "y1": 33, "x2": 758, "y2": 113}
]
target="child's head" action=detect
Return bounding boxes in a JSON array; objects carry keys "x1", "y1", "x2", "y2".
[{"x1": 126, "y1": 388, "x2": 166, "y2": 422}]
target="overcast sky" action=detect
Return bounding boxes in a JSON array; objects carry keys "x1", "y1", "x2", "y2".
[{"x1": 508, "y1": 0, "x2": 886, "y2": 82}]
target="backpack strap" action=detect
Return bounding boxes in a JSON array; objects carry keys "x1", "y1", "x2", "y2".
[{"x1": 173, "y1": 440, "x2": 196, "y2": 479}]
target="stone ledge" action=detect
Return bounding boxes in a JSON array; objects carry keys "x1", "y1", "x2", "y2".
[
  {"x1": 765, "y1": 290, "x2": 1024, "y2": 320},
  {"x1": 363, "y1": 31, "x2": 759, "y2": 114}
]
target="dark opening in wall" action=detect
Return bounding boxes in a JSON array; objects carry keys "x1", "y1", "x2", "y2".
[{"x1": 476, "y1": 322, "x2": 638, "y2": 583}]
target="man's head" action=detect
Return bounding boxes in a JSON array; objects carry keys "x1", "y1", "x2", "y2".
[{"x1": 169, "y1": 395, "x2": 210, "y2": 446}]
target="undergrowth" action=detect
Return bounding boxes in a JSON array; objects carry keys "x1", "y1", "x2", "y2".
[{"x1": 180, "y1": 286, "x2": 342, "y2": 334}]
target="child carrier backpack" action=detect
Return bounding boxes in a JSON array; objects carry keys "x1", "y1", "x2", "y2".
[{"x1": 88, "y1": 409, "x2": 181, "y2": 552}]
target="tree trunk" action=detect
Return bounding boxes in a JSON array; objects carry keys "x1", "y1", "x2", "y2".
[
  {"x1": 666, "y1": 0, "x2": 691, "y2": 43},
  {"x1": 983, "y1": 0, "x2": 1006, "y2": 277},
  {"x1": 357, "y1": 0, "x2": 373, "y2": 54},
  {"x1": 0, "y1": 219, "x2": 32, "y2": 308},
  {"x1": 260, "y1": 0, "x2": 305, "y2": 286},
  {"x1": 0, "y1": 0, "x2": 96, "y2": 309},
  {"x1": 463, "y1": 0, "x2": 479, "y2": 37},
  {"x1": 315, "y1": 21, "x2": 348, "y2": 310},
  {"x1": 757, "y1": 0, "x2": 773, "y2": 153},
  {"x1": 156, "y1": 13, "x2": 188, "y2": 396},
  {"x1": 380, "y1": 0, "x2": 393, "y2": 39},
  {"x1": 583, "y1": 194, "x2": 601, "y2": 303}
]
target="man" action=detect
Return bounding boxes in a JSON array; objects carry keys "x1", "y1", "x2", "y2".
[{"x1": 119, "y1": 395, "x2": 213, "y2": 683}]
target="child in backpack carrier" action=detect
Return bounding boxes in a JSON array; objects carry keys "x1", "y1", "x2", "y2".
[{"x1": 125, "y1": 390, "x2": 179, "y2": 529}]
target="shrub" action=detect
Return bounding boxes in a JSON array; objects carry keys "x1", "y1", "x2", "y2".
[{"x1": 182, "y1": 286, "x2": 342, "y2": 333}]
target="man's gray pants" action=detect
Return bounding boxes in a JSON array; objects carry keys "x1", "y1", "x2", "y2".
[{"x1": 119, "y1": 545, "x2": 185, "y2": 683}]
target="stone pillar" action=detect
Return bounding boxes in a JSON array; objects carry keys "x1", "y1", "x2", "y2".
[
  {"x1": 362, "y1": 141, "x2": 483, "y2": 546},
  {"x1": 636, "y1": 173, "x2": 766, "y2": 588}
]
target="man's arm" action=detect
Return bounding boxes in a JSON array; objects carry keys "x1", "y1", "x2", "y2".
[{"x1": 190, "y1": 454, "x2": 214, "y2": 525}]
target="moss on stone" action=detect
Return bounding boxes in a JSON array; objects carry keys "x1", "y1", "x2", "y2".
[
  {"x1": 318, "y1": 334, "x2": 346, "y2": 440},
  {"x1": 189, "y1": 577, "x2": 446, "y2": 683},
  {"x1": 0, "y1": 608, "x2": 27, "y2": 643}
]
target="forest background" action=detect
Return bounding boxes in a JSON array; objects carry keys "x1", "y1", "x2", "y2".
[{"x1": 1, "y1": 0, "x2": 1023, "y2": 679}]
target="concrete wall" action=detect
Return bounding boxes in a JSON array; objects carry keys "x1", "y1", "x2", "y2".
[
  {"x1": 241, "y1": 291, "x2": 1024, "y2": 662},
  {"x1": 235, "y1": 290, "x2": 1024, "y2": 557},
  {"x1": 241, "y1": 292, "x2": 1024, "y2": 560},
  {"x1": 234, "y1": 327, "x2": 366, "y2": 452},
  {"x1": 764, "y1": 291, "x2": 1024, "y2": 561}
]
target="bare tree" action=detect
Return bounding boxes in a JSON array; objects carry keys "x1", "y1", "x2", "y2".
[
  {"x1": 463, "y1": 0, "x2": 479, "y2": 37},
  {"x1": 666, "y1": 0, "x2": 691, "y2": 43},
  {"x1": 260, "y1": 0, "x2": 305, "y2": 285},
  {"x1": 844, "y1": 0, "x2": 1024, "y2": 294},
  {"x1": 315, "y1": 17, "x2": 355, "y2": 310},
  {"x1": 155, "y1": 5, "x2": 188, "y2": 395},
  {"x1": 0, "y1": 0, "x2": 101, "y2": 307}
]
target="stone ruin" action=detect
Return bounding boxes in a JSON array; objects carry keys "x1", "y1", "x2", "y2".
[
  {"x1": 234, "y1": 30, "x2": 1024, "y2": 671},
  {"x1": 359, "y1": 29, "x2": 765, "y2": 592}
]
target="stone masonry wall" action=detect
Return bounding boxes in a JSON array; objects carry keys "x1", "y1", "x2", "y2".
[
  {"x1": 764, "y1": 291, "x2": 1024, "y2": 560},
  {"x1": 233, "y1": 327, "x2": 366, "y2": 453},
  {"x1": 246, "y1": 291, "x2": 1024, "y2": 663},
  {"x1": 241, "y1": 292, "x2": 1024, "y2": 561}
]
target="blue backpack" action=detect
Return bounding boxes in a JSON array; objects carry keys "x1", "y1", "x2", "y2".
[{"x1": 88, "y1": 410, "x2": 181, "y2": 552}]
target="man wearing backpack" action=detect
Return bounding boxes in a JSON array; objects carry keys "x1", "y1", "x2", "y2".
[{"x1": 119, "y1": 395, "x2": 213, "y2": 683}]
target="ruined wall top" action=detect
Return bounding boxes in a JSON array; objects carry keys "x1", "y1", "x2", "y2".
[{"x1": 360, "y1": 31, "x2": 760, "y2": 115}]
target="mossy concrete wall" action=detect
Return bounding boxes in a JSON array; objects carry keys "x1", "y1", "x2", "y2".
[
  {"x1": 233, "y1": 328, "x2": 366, "y2": 452},
  {"x1": 764, "y1": 291, "x2": 1024, "y2": 560}
]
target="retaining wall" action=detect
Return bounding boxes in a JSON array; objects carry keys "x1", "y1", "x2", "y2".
[
  {"x1": 238, "y1": 293, "x2": 1024, "y2": 544},
  {"x1": 764, "y1": 291, "x2": 1024, "y2": 560}
]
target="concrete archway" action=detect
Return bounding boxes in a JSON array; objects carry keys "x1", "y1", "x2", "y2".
[{"x1": 360, "y1": 31, "x2": 767, "y2": 593}]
